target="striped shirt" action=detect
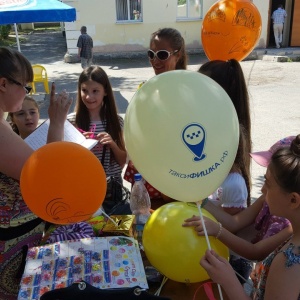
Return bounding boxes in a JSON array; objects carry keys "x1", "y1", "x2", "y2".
[
  {"x1": 68, "y1": 114, "x2": 124, "y2": 179},
  {"x1": 272, "y1": 8, "x2": 287, "y2": 24}
]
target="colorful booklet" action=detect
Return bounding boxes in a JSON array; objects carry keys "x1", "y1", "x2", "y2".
[
  {"x1": 24, "y1": 119, "x2": 98, "y2": 150},
  {"x1": 18, "y1": 236, "x2": 148, "y2": 300}
]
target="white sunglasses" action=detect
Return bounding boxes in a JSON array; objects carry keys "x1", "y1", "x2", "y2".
[{"x1": 147, "y1": 49, "x2": 179, "y2": 61}]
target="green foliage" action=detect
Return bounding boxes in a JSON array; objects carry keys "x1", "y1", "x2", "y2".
[
  {"x1": 0, "y1": 25, "x2": 11, "y2": 40},
  {"x1": 178, "y1": 0, "x2": 186, "y2": 5},
  {"x1": 0, "y1": 37, "x2": 16, "y2": 47}
]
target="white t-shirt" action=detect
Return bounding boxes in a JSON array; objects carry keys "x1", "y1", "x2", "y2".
[{"x1": 208, "y1": 172, "x2": 248, "y2": 208}]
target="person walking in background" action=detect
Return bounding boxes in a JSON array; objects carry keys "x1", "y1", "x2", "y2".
[
  {"x1": 77, "y1": 26, "x2": 93, "y2": 69},
  {"x1": 271, "y1": 4, "x2": 287, "y2": 49}
]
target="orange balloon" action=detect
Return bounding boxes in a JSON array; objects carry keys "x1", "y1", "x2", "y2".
[
  {"x1": 20, "y1": 142, "x2": 106, "y2": 225},
  {"x1": 143, "y1": 202, "x2": 229, "y2": 283},
  {"x1": 201, "y1": 0, "x2": 262, "y2": 61}
]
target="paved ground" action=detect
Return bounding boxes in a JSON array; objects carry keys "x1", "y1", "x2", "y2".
[{"x1": 17, "y1": 31, "x2": 300, "y2": 202}]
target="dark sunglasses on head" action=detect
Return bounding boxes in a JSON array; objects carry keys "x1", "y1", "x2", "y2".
[
  {"x1": 8, "y1": 78, "x2": 32, "y2": 94},
  {"x1": 147, "y1": 49, "x2": 179, "y2": 61}
]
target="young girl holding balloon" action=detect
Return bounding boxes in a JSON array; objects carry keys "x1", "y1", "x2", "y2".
[
  {"x1": 198, "y1": 59, "x2": 253, "y2": 284},
  {"x1": 0, "y1": 47, "x2": 71, "y2": 299},
  {"x1": 186, "y1": 135, "x2": 300, "y2": 299},
  {"x1": 68, "y1": 66, "x2": 127, "y2": 214}
]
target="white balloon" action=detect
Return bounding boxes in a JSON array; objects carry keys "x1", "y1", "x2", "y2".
[{"x1": 124, "y1": 70, "x2": 239, "y2": 202}]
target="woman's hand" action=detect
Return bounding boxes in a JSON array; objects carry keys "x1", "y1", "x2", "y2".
[
  {"x1": 48, "y1": 83, "x2": 72, "y2": 124},
  {"x1": 182, "y1": 215, "x2": 220, "y2": 237},
  {"x1": 47, "y1": 83, "x2": 72, "y2": 143}
]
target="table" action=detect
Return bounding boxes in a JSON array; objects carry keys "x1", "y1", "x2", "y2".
[
  {"x1": 155, "y1": 280, "x2": 229, "y2": 300},
  {"x1": 142, "y1": 251, "x2": 229, "y2": 300}
]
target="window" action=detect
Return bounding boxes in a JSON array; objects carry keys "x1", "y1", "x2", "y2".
[
  {"x1": 116, "y1": 0, "x2": 142, "y2": 22},
  {"x1": 177, "y1": 0, "x2": 202, "y2": 20}
]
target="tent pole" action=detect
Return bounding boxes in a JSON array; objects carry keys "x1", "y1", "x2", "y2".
[{"x1": 14, "y1": 23, "x2": 21, "y2": 52}]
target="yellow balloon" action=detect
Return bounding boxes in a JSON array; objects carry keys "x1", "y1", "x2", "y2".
[
  {"x1": 124, "y1": 70, "x2": 239, "y2": 202},
  {"x1": 143, "y1": 202, "x2": 229, "y2": 283}
]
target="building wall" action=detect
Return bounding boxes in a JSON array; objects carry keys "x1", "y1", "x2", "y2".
[{"x1": 63, "y1": 0, "x2": 269, "y2": 56}]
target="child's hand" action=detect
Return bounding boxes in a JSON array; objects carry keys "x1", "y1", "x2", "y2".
[
  {"x1": 200, "y1": 249, "x2": 235, "y2": 285},
  {"x1": 82, "y1": 131, "x2": 95, "y2": 139},
  {"x1": 97, "y1": 132, "x2": 114, "y2": 146},
  {"x1": 182, "y1": 215, "x2": 219, "y2": 237}
]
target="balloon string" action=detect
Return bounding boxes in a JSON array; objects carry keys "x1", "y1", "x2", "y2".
[
  {"x1": 196, "y1": 201, "x2": 211, "y2": 250},
  {"x1": 99, "y1": 209, "x2": 119, "y2": 227},
  {"x1": 154, "y1": 276, "x2": 168, "y2": 296},
  {"x1": 196, "y1": 201, "x2": 224, "y2": 300}
]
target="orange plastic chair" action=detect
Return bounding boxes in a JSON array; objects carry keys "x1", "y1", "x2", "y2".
[{"x1": 30, "y1": 64, "x2": 50, "y2": 94}]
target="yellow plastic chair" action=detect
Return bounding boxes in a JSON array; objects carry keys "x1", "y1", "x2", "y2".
[{"x1": 30, "y1": 65, "x2": 50, "y2": 94}]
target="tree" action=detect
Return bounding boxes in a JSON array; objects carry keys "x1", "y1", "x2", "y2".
[{"x1": 0, "y1": 25, "x2": 11, "y2": 40}]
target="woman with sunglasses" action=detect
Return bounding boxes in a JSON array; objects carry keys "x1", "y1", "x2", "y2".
[
  {"x1": 124, "y1": 28, "x2": 188, "y2": 209},
  {"x1": 0, "y1": 47, "x2": 71, "y2": 299},
  {"x1": 147, "y1": 27, "x2": 187, "y2": 75}
]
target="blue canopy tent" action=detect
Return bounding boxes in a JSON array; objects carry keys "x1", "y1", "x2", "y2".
[{"x1": 0, "y1": 0, "x2": 76, "y2": 51}]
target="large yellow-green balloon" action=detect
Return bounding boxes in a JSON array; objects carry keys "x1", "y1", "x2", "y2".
[
  {"x1": 124, "y1": 70, "x2": 239, "y2": 202},
  {"x1": 143, "y1": 202, "x2": 229, "y2": 283}
]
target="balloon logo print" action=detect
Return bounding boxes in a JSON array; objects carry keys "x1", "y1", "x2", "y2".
[
  {"x1": 20, "y1": 141, "x2": 107, "y2": 225},
  {"x1": 182, "y1": 123, "x2": 206, "y2": 162}
]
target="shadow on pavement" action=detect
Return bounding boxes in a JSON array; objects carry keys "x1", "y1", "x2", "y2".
[{"x1": 16, "y1": 31, "x2": 67, "y2": 64}]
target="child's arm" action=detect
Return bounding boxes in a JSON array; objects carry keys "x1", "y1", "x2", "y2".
[
  {"x1": 264, "y1": 252, "x2": 300, "y2": 299},
  {"x1": 97, "y1": 131, "x2": 127, "y2": 168},
  {"x1": 203, "y1": 195, "x2": 265, "y2": 233},
  {"x1": 200, "y1": 249, "x2": 251, "y2": 300},
  {"x1": 183, "y1": 216, "x2": 292, "y2": 261}
]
